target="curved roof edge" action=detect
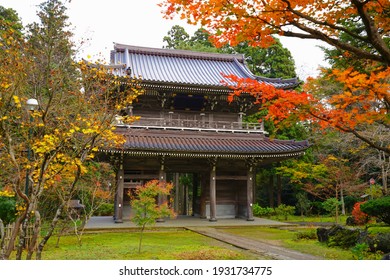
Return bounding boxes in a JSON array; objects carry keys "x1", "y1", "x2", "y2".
[
  {"x1": 111, "y1": 44, "x2": 300, "y2": 89},
  {"x1": 233, "y1": 58, "x2": 300, "y2": 88},
  {"x1": 114, "y1": 43, "x2": 245, "y2": 62}
]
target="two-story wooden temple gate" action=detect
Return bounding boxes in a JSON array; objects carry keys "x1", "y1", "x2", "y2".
[{"x1": 100, "y1": 44, "x2": 310, "y2": 223}]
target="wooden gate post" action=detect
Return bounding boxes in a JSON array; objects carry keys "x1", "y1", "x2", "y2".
[
  {"x1": 246, "y1": 158, "x2": 256, "y2": 221},
  {"x1": 209, "y1": 158, "x2": 217, "y2": 222},
  {"x1": 157, "y1": 156, "x2": 166, "y2": 222},
  {"x1": 114, "y1": 154, "x2": 124, "y2": 223}
]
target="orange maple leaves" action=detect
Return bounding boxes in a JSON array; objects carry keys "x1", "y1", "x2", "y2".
[
  {"x1": 322, "y1": 67, "x2": 390, "y2": 130},
  {"x1": 160, "y1": 0, "x2": 388, "y2": 48},
  {"x1": 224, "y1": 64, "x2": 389, "y2": 136},
  {"x1": 224, "y1": 74, "x2": 312, "y2": 122}
]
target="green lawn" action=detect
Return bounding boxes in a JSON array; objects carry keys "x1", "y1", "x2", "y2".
[
  {"x1": 39, "y1": 229, "x2": 261, "y2": 260},
  {"x1": 267, "y1": 214, "x2": 348, "y2": 224},
  {"x1": 25, "y1": 216, "x2": 389, "y2": 260},
  {"x1": 220, "y1": 227, "x2": 352, "y2": 259},
  {"x1": 221, "y1": 225, "x2": 388, "y2": 260}
]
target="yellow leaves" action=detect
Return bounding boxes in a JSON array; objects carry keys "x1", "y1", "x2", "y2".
[
  {"x1": 12, "y1": 95, "x2": 21, "y2": 108},
  {"x1": 1, "y1": 81, "x2": 11, "y2": 89},
  {"x1": 82, "y1": 128, "x2": 98, "y2": 134},
  {"x1": 0, "y1": 190, "x2": 15, "y2": 197},
  {"x1": 327, "y1": 155, "x2": 339, "y2": 161},
  {"x1": 16, "y1": 204, "x2": 26, "y2": 216},
  {"x1": 32, "y1": 134, "x2": 59, "y2": 154}
]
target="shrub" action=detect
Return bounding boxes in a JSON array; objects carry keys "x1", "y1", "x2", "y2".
[
  {"x1": 368, "y1": 233, "x2": 390, "y2": 253},
  {"x1": 295, "y1": 229, "x2": 317, "y2": 240},
  {"x1": 317, "y1": 225, "x2": 367, "y2": 249},
  {"x1": 295, "y1": 192, "x2": 311, "y2": 216},
  {"x1": 310, "y1": 201, "x2": 326, "y2": 215},
  {"x1": 328, "y1": 228, "x2": 362, "y2": 248},
  {"x1": 360, "y1": 196, "x2": 390, "y2": 225},
  {"x1": 0, "y1": 195, "x2": 17, "y2": 225},
  {"x1": 322, "y1": 197, "x2": 341, "y2": 216},
  {"x1": 364, "y1": 184, "x2": 383, "y2": 199},
  {"x1": 343, "y1": 196, "x2": 359, "y2": 214},
  {"x1": 274, "y1": 204, "x2": 295, "y2": 220},
  {"x1": 94, "y1": 203, "x2": 114, "y2": 216},
  {"x1": 351, "y1": 243, "x2": 370, "y2": 260},
  {"x1": 351, "y1": 202, "x2": 369, "y2": 225},
  {"x1": 252, "y1": 204, "x2": 274, "y2": 217}
]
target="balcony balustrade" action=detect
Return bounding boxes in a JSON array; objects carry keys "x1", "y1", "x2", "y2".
[{"x1": 120, "y1": 117, "x2": 265, "y2": 134}]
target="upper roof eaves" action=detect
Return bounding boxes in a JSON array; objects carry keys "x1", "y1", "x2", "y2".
[{"x1": 112, "y1": 44, "x2": 299, "y2": 90}]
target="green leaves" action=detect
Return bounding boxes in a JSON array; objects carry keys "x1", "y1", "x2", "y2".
[{"x1": 131, "y1": 180, "x2": 175, "y2": 228}]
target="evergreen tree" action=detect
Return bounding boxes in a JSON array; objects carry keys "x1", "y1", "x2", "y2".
[
  {"x1": 223, "y1": 39, "x2": 297, "y2": 78},
  {"x1": 26, "y1": 0, "x2": 79, "y2": 115},
  {"x1": 163, "y1": 25, "x2": 190, "y2": 49}
]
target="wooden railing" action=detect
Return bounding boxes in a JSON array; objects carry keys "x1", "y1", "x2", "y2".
[
  {"x1": 122, "y1": 117, "x2": 265, "y2": 133},
  {"x1": 0, "y1": 223, "x2": 37, "y2": 253}
]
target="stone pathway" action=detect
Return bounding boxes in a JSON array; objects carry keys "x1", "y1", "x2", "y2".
[{"x1": 186, "y1": 227, "x2": 323, "y2": 260}]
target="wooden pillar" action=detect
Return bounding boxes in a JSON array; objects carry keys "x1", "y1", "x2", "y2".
[
  {"x1": 269, "y1": 175, "x2": 275, "y2": 208},
  {"x1": 277, "y1": 174, "x2": 282, "y2": 206},
  {"x1": 174, "y1": 173, "x2": 180, "y2": 213},
  {"x1": 247, "y1": 164, "x2": 255, "y2": 221},
  {"x1": 192, "y1": 173, "x2": 199, "y2": 216},
  {"x1": 157, "y1": 156, "x2": 166, "y2": 222},
  {"x1": 114, "y1": 155, "x2": 124, "y2": 223},
  {"x1": 200, "y1": 173, "x2": 207, "y2": 219},
  {"x1": 209, "y1": 159, "x2": 217, "y2": 222},
  {"x1": 238, "y1": 112, "x2": 244, "y2": 129}
]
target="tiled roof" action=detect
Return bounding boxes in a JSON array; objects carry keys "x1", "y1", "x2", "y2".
[
  {"x1": 111, "y1": 44, "x2": 299, "y2": 90},
  {"x1": 103, "y1": 128, "x2": 309, "y2": 159}
]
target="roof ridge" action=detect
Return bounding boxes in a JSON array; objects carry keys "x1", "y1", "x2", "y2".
[
  {"x1": 232, "y1": 58, "x2": 299, "y2": 85},
  {"x1": 114, "y1": 43, "x2": 245, "y2": 62},
  {"x1": 271, "y1": 138, "x2": 310, "y2": 146}
]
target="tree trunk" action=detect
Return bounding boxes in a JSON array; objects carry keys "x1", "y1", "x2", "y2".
[
  {"x1": 1, "y1": 214, "x2": 24, "y2": 259},
  {"x1": 269, "y1": 175, "x2": 274, "y2": 208},
  {"x1": 26, "y1": 211, "x2": 41, "y2": 260},
  {"x1": 16, "y1": 201, "x2": 35, "y2": 260},
  {"x1": 138, "y1": 223, "x2": 146, "y2": 253},
  {"x1": 0, "y1": 219, "x2": 4, "y2": 243},
  {"x1": 0, "y1": 219, "x2": 5, "y2": 258},
  {"x1": 335, "y1": 186, "x2": 339, "y2": 224},
  {"x1": 380, "y1": 151, "x2": 389, "y2": 195},
  {"x1": 340, "y1": 188, "x2": 345, "y2": 215},
  {"x1": 277, "y1": 174, "x2": 282, "y2": 206},
  {"x1": 36, "y1": 204, "x2": 64, "y2": 260}
]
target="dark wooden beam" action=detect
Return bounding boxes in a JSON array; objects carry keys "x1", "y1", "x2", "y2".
[
  {"x1": 209, "y1": 159, "x2": 217, "y2": 222},
  {"x1": 216, "y1": 175, "x2": 247, "y2": 181},
  {"x1": 124, "y1": 174, "x2": 158, "y2": 180},
  {"x1": 114, "y1": 156, "x2": 124, "y2": 223}
]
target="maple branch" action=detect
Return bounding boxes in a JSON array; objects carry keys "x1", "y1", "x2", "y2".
[
  {"x1": 281, "y1": 0, "x2": 369, "y2": 43},
  {"x1": 308, "y1": 111, "x2": 390, "y2": 155},
  {"x1": 347, "y1": 128, "x2": 390, "y2": 155},
  {"x1": 351, "y1": 0, "x2": 390, "y2": 65},
  {"x1": 276, "y1": 0, "x2": 389, "y2": 64},
  {"x1": 284, "y1": 21, "x2": 385, "y2": 63}
]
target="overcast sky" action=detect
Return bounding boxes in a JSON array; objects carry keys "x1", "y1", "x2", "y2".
[{"x1": 1, "y1": 0, "x2": 328, "y2": 80}]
